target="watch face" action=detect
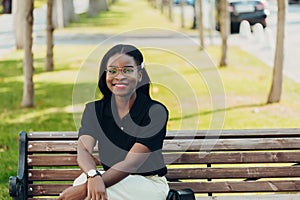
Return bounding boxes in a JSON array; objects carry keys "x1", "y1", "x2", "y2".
[{"x1": 88, "y1": 169, "x2": 97, "y2": 177}]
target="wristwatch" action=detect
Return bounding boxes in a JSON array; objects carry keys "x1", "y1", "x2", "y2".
[{"x1": 87, "y1": 169, "x2": 101, "y2": 178}]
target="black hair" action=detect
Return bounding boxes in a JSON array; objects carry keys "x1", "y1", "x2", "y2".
[{"x1": 98, "y1": 44, "x2": 151, "y2": 99}]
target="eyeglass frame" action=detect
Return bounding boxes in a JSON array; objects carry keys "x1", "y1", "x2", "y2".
[{"x1": 105, "y1": 66, "x2": 140, "y2": 77}]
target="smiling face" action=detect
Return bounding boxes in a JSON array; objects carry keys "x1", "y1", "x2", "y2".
[{"x1": 106, "y1": 53, "x2": 142, "y2": 98}]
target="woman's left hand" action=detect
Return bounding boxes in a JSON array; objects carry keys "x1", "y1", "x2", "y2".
[{"x1": 87, "y1": 175, "x2": 107, "y2": 200}]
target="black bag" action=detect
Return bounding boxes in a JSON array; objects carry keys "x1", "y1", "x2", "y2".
[{"x1": 166, "y1": 188, "x2": 196, "y2": 200}]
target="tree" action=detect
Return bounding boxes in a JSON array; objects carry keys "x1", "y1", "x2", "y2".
[
  {"x1": 196, "y1": 0, "x2": 204, "y2": 50},
  {"x1": 21, "y1": 0, "x2": 34, "y2": 107},
  {"x1": 180, "y1": 0, "x2": 185, "y2": 28},
  {"x1": 13, "y1": 0, "x2": 25, "y2": 49},
  {"x1": 46, "y1": 0, "x2": 54, "y2": 71},
  {"x1": 52, "y1": 0, "x2": 77, "y2": 28},
  {"x1": 219, "y1": 0, "x2": 229, "y2": 67},
  {"x1": 267, "y1": 0, "x2": 287, "y2": 103},
  {"x1": 168, "y1": 0, "x2": 173, "y2": 22},
  {"x1": 88, "y1": 0, "x2": 109, "y2": 17}
]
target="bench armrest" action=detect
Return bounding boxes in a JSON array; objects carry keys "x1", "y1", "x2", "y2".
[{"x1": 8, "y1": 132, "x2": 28, "y2": 199}]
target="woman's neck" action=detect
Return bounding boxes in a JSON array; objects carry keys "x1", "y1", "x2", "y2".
[{"x1": 114, "y1": 93, "x2": 137, "y2": 119}]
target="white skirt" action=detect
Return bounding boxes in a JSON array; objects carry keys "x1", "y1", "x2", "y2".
[{"x1": 74, "y1": 173, "x2": 169, "y2": 200}]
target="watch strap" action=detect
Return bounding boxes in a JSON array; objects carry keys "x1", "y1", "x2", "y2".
[{"x1": 87, "y1": 170, "x2": 102, "y2": 178}]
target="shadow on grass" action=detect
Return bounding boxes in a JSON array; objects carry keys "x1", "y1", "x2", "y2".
[
  {"x1": 0, "y1": 57, "x2": 80, "y2": 79},
  {"x1": 169, "y1": 102, "x2": 267, "y2": 121},
  {"x1": 68, "y1": 9, "x2": 128, "y2": 28}
]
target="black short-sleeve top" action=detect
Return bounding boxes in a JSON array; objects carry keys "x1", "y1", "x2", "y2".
[{"x1": 78, "y1": 93, "x2": 168, "y2": 176}]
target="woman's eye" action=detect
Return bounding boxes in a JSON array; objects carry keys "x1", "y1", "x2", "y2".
[
  {"x1": 108, "y1": 69, "x2": 117, "y2": 74},
  {"x1": 123, "y1": 68, "x2": 134, "y2": 73}
]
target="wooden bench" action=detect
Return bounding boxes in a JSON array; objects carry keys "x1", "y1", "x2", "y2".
[{"x1": 9, "y1": 129, "x2": 300, "y2": 200}]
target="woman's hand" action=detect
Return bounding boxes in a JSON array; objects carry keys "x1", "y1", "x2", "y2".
[
  {"x1": 58, "y1": 183, "x2": 87, "y2": 200},
  {"x1": 87, "y1": 175, "x2": 107, "y2": 200}
]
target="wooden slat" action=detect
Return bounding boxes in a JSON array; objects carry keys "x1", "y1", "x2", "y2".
[
  {"x1": 193, "y1": 194, "x2": 300, "y2": 200},
  {"x1": 28, "y1": 141, "x2": 78, "y2": 153},
  {"x1": 163, "y1": 138, "x2": 300, "y2": 151},
  {"x1": 165, "y1": 129, "x2": 300, "y2": 138},
  {"x1": 27, "y1": 129, "x2": 300, "y2": 140},
  {"x1": 28, "y1": 155, "x2": 101, "y2": 166},
  {"x1": 29, "y1": 152, "x2": 300, "y2": 167},
  {"x1": 28, "y1": 169, "x2": 82, "y2": 181},
  {"x1": 28, "y1": 138, "x2": 300, "y2": 153},
  {"x1": 168, "y1": 180, "x2": 300, "y2": 193},
  {"x1": 28, "y1": 184, "x2": 71, "y2": 196},
  {"x1": 28, "y1": 155, "x2": 78, "y2": 166},
  {"x1": 28, "y1": 180, "x2": 300, "y2": 196},
  {"x1": 164, "y1": 152, "x2": 300, "y2": 164},
  {"x1": 27, "y1": 132, "x2": 78, "y2": 139},
  {"x1": 166, "y1": 166, "x2": 300, "y2": 179},
  {"x1": 29, "y1": 166, "x2": 300, "y2": 181},
  {"x1": 28, "y1": 194, "x2": 300, "y2": 200}
]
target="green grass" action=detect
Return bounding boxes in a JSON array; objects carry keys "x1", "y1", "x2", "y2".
[{"x1": 1, "y1": 0, "x2": 300, "y2": 198}]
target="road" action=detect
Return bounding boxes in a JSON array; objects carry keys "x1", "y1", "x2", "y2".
[{"x1": 230, "y1": 1, "x2": 300, "y2": 83}]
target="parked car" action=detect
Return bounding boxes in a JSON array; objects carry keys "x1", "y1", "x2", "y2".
[
  {"x1": 289, "y1": 0, "x2": 300, "y2": 4},
  {"x1": 173, "y1": 0, "x2": 195, "y2": 6},
  {"x1": 216, "y1": 0, "x2": 270, "y2": 33}
]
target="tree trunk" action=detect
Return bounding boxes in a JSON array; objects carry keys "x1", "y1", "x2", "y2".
[
  {"x1": 13, "y1": 0, "x2": 25, "y2": 49},
  {"x1": 52, "y1": 0, "x2": 77, "y2": 28},
  {"x1": 46, "y1": 0, "x2": 54, "y2": 71},
  {"x1": 267, "y1": 0, "x2": 286, "y2": 103},
  {"x1": 180, "y1": 0, "x2": 185, "y2": 28},
  {"x1": 88, "y1": 0, "x2": 108, "y2": 17},
  {"x1": 168, "y1": 0, "x2": 173, "y2": 22},
  {"x1": 99, "y1": 0, "x2": 109, "y2": 11},
  {"x1": 219, "y1": 0, "x2": 229, "y2": 67},
  {"x1": 21, "y1": 0, "x2": 34, "y2": 108},
  {"x1": 197, "y1": 0, "x2": 204, "y2": 50}
]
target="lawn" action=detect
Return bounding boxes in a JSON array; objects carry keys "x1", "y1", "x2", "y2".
[{"x1": 1, "y1": 0, "x2": 300, "y2": 198}]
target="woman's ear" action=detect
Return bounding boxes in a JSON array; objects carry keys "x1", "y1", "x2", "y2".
[{"x1": 138, "y1": 70, "x2": 143, "y2": 82}]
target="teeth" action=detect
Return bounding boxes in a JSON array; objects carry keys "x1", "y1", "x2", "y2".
[{"x1": 115, "y1": 83, "x2": 126, "y2": 85}]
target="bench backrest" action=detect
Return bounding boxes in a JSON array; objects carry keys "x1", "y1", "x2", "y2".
[{"x1": 13, "y1": 129, "x2": 300, "y2": 199}]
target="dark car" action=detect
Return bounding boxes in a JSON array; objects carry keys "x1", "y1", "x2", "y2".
[
  {"x1": 173, "y1": 0, "x2": 195, "y2": 6},
  {"x1": 217, "y1": 0, "x2": 270, "y2": 33},
  {"x1": 289, "y1": 0, "x2": 300, "y2": 4}
]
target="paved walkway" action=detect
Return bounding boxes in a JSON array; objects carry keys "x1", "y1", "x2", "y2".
[{"x1": 0, "y1": 5, "x2": 46, "y2": 57}]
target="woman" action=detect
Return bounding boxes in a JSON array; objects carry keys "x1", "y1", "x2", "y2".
[{"x1": 59, "y1": 44, "x2": 169, "y2": 200}]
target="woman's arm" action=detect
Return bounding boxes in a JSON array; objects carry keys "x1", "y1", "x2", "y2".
[
  {"x1": 77, "y1": 135, "x2": 107, "y2": 200},
  {"x1": 77, "y1": 135, "x2": 97, "y2": 171},
  {"x1": 102, "y1": 142, "x2": 151, "y2": 187}
]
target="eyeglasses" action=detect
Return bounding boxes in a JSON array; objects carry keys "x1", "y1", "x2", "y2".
[{"x1": 106, "y1": 66, "x2": 137, "y2": 77}]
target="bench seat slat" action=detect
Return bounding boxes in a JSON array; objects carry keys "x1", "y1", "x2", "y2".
[
  {"x1": 27, "y1": 129, "x2": 300, "y2": 139},
  {"x1": 28, "y1": 141, "x2": 78, "y2": 153},
  {"x1": 166, "y1": 166, "x2": 300, "y2": 179},
  {"x1": 163, "y1": 138, "x2": 300, "y2": 151},
  {"x1": 28, "y1": 166, "x2": 300, "y2": 181},
  {"x1": 28, "y1": 155, "x2": 101, "y2": 166},
  {"x1": 28, "y1": 184, "x2": 71, "y2": 196},
  {"x1": 164, "y1": 152, "x2": 300, "y2": 164},
  {"x1": 28, "y1": 180, "x2": 300, "y2": 196},
  {"x1": 28, "y1": 169, "x2": 82, "y2": 181},
  {"x1": 28, "y1": 155, "x2": 78, "y2": 166},
  {"x1": 168, "y1": 180, "x2": 300, "y2": 193},
  {"x1": 29, "y1": 152, "x2": 300, "y2": 166},
  {"x1": 165, "y1": 129, "x2": 300, "y2": 138},
  {"x1": 28, "y1": 138, "x2": 300, "y2": 153}
]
